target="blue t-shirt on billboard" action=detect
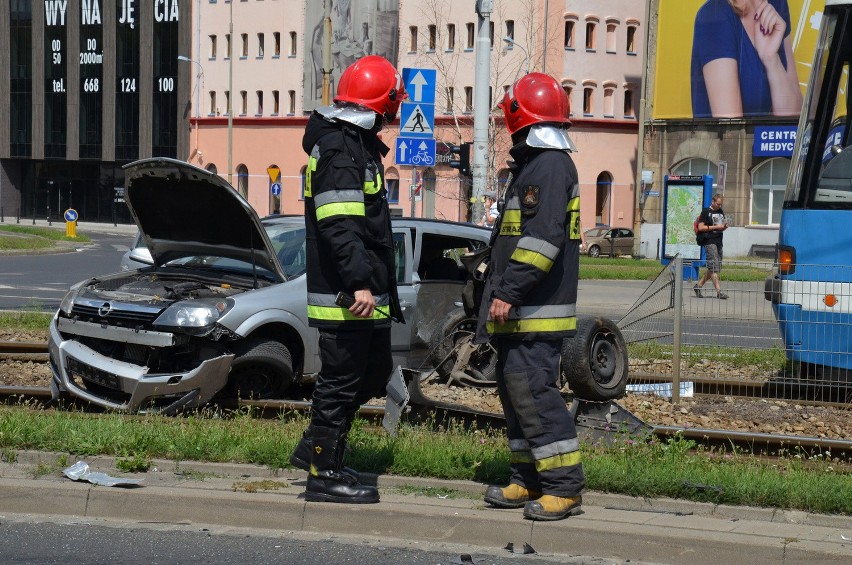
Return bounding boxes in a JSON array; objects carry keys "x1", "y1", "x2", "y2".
[{"x1": 691, "y1": 0, "x2": 792, "y2": 118}]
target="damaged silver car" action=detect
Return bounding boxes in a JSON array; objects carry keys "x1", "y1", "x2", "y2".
[{"x1": 48, "y1": 158, "x2": 492, "y2": 413}]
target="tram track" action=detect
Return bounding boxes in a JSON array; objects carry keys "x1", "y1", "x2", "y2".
[{"x1": 1, "y1": 382, "x2": 850, "y2": 461}]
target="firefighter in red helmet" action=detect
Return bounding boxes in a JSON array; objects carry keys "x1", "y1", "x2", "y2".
[
  {"x1": 477, "y1": 72, "x2": 585, "y2": 520},
  {"x1": 291, "y1": 55, "x2": 406, "y2": 504}
]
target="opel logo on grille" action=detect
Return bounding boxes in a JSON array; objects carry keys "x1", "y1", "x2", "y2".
[{"x1": 98, "y1": 302, "x2": 112, "y2": 317}]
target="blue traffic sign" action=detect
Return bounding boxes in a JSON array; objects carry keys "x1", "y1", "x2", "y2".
[
  {"x1": 402, "y1": 68, "x2": 437, "y2": 105},
  {"x1": 64, "y1": 208, "x2": 78, "y2": 222},
  {"x1": 399, "y1": 103, "x2": 435, "y2": 138},
  {"x1": 270, "y1": 182, "x2": 281, "y2": 196},
  {"x1": 396, "y1": 137, "x2": 436, "y2": 167}
]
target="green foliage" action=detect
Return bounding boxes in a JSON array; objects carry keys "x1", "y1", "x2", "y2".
[
  {"x1": 0, "y1": 311, "x2": 53, "y2": 331},
  {"x1": 0, "y1": 407, "x2": 849, "y2": 514},
  {"x1": 116, "y1": 453, "x2": 151, "y2": 473},
  {"x1": 0, "y1": 225, "x2": 91, "y2": 243},
  {"x1": 627, "y1": 341, "x2": 787, "y2": 370}
]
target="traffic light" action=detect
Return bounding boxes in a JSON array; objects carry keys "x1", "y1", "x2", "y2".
[{"x1": 448, "y1": 142, "x2": 471, "y2": 176}]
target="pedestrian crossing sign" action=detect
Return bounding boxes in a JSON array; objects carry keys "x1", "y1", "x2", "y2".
[{"x1": 399, "y1": 103, "x2": 435, "y2": 138}]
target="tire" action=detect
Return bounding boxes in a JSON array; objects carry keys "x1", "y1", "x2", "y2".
[
  {"x1": 560, "y1": 316, "x2": 628, "y2": 401},
  {"x1": 223, "y1": 338, "x2": 293, "y2": 400},
  {"x1": 588, "y1": 245, "x2": 601, "y2": 258},
  {"x1": 429, "y1": 309, "x2": 496, "y2": 383}
]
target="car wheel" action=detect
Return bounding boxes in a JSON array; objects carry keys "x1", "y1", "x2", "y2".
[
  {"x1": 429, "y1": 310, "x2": 496, "y2": 384},
  {"x1": 588, "y1": 245, "x2": 601, "y2": 258},
  {"x1": 224, "y1": 338, "x2": 293, "y2": 400},
  {"x1": 560, "y1": 316, "x2": 628, "y2": 401}
]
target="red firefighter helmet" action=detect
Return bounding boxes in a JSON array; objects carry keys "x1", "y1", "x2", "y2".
[
  {"x1": 334, "y1": 55, "x2": 407, "y2": 121},
  {"x1": 498, "y1": 73, "x2": 570, "y2": 135}
]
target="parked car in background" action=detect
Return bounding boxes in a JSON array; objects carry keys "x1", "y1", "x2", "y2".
[
  {"x1": 581, "y1": 227, "x2": 635, "y2": 258},
  {"x1": 49, "y1": 158, "x2": 491, "y2": 414}
]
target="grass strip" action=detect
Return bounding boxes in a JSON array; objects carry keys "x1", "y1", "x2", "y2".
[
  {"x1": 0, "y1": 225, "x2": 91, "y2": 243},
  {"x1": 0, "y1": 405, "x2": 848, "y2": 515}
]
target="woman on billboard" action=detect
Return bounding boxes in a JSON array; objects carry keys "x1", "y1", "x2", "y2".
[{"x1": 691, "y1": 0, "x2": 803, "y2": 118}]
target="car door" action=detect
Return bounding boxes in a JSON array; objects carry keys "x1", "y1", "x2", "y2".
[
  {"x1": 616, "y1": 229, "x2": 633, "y2": 256},
  {"x1": 391, "y1": 228, "x2": 416, "y2": 362}
]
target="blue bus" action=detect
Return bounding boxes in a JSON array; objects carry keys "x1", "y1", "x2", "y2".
[{"x1": 765, "y1": 0, "x2": 852, "y2": 378}]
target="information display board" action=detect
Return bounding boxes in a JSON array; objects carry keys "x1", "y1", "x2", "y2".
[{"x1": 661, "y1": 175, "x2": 713, "y2": 262}]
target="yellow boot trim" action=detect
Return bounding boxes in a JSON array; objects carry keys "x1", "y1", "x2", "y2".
[{"x1": 523, "y1": 494, "x2": 583, "y2": 521}]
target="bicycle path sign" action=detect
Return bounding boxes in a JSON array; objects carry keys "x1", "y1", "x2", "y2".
[{"x1": 395, "y1": 138, "x2": 436, "y2": 166}]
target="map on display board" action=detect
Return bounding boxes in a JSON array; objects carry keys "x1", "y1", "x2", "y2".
[{"x1": 662, "y1": 176, "x2": 711, "y2": 261}]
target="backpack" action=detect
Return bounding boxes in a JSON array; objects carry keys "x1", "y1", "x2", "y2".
[{"x1": 694, "y1": 214, "x2": 706, "y2": 246}]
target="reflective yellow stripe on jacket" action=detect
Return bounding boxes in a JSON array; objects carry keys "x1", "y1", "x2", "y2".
[
  {"x1": 485, "y1": 304, "x2": 577, "y2": 335},
  {"x1": 510, "y1": 236, "x2": 560, "y2": 272},
  {"x1": 307, "y1": 292, "x2": 390, "y2": 322}
]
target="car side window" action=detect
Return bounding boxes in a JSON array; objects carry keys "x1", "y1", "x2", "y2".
[{"x1": 393, "y1": 232, "x2": 406, "y2": 284}]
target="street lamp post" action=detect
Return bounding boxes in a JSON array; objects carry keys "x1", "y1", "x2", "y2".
[
  {"x1": 502, "y1": 37, "x2": 530, "y2": 74},
  {"x1": 177, "y1": 55, "x2": 204, "y2": 119}
]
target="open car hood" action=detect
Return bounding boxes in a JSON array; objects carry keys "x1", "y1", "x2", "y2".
[{"x1": 123, "y1": 158, "x2": 285, "y2": 279}]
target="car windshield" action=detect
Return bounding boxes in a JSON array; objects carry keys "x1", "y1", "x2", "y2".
[{"x1": 160, "y1": 217, "x2": 306, "y2": 280}]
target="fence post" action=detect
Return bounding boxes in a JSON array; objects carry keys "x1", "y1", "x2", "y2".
[{"x1": 672, "y1": 255, "x2": 684, "y2": 404}]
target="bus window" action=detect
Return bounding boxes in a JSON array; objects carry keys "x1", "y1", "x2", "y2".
[{"x1": 815, "y1": 62, "x2": 851, "y2": 204}]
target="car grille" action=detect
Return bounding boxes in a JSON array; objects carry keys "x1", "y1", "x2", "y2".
[{"x1": 71, "y1": 304, "x2": 161, "y2": 326}]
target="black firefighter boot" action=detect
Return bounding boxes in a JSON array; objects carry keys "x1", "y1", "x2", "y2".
[
  {"x1": 304, "y1": 427, "x2": 379, "y2": 504},
  {"x1": 290, "y1": 428, "x2": 359, "y2": 480}
]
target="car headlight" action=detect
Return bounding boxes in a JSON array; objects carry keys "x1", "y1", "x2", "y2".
[
  {"x1": 153, "y1": 298, "x2": 234, "y2": 335},
  {"x1": 58, "y1": 283, "x2": 85, "y2": 316}
]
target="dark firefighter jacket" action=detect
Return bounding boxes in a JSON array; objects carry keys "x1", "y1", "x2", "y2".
[
  {"x1": 301, "y1": 110, "x2": 403, "y2": 329},
  {"x1": 476, "y1": 143, "x2": 581, "y2": 342}
]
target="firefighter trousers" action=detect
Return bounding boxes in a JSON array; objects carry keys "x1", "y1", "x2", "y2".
[
  {"x1": 311, "y1": 327, "x2": 393, "y2": 433},
  {"x1": 495, "y1": 338, "x2": 585, "y2": 497}
]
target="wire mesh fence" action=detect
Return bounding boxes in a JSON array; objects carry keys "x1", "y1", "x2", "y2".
[{"x1": 618, "y1": 257, "x2": 852, "y2": 409}]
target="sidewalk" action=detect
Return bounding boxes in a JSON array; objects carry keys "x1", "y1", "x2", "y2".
[
  {"x1": 1, "y1": 451, "x2": 849, "y2": 564},
  {"x1": 0, "y1": 217, "x2": 137, "y2": 236}
]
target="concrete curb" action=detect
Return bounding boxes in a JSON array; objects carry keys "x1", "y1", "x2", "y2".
[{"x1": 1, "y1": 451, "x2": 850, "y2": 564}]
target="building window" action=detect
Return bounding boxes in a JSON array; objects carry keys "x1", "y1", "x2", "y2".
[
  {"x1": 466, "y1": 23, "x2": 475, "y2": 49},
  {"x1": 241, "y1": 33, "x2": 248, "y2": 57},
  {"x1": 489, "y1": 21, "x2": 494, "y2": 47},
  {"x1": 445, "y1": 86, "x2": 454, "y2": 113},
  {"x1": 257, "y1": 33, "x2": 264, "y2": 57},
  {"x1": 624, "y1": 89, "x2": 634, "y2": 117},
  {"x1": 603, "y1": 87, "x2": 614, "y2": 117},
  {"x1": 240, "y1": 90, "x2": 247, "y2": 115},
  {"x1": 585, "y1": 22, "x2": 596, "y2": 50},
  {"x1": 272, "y1": 90, "x2": 279, "y2": 114},
  {"x1": 409, "y1": 26, "x2": 417, "y2": 52},
  {"x1": 237, "y1": 164, "x2": 249, "y2": 198},
  {"x1": 288, "y1": 90, "x2": 295, "y2": 114},
  {"x1": 751, "y1": 158, "x2": 790, "y2": 225},
  {"x1": 672, "y1": 158, "x2": 715, "y2": 177},
  {"x1": 626, "y1": 25, "x2": 637, "y2": 54},
  {"x1": 564, "y1": 21, "x2": 575, "y2": 48},
  {"x1": 428, "y1": 25, "x2": 436, "y2": 51},
  {"x1": 563, "y1": 85, "x2": 573, "y2": 116},
  {"x1": 606, "y1": 23, "x2": 616, "y2": 53},
  {"x1": 446, "y1": 23, "x2": 455, "y2": 50},
  {"x1": 583, "y1": 87, "x2": 593, "y2": 115},
  {"x1": 209, "y1": 35, "x2": 217, "y2": 58},
  {"x1": 289, "y1": 31, "x2": 297, "y2": 56},
  {"x1": 225, "y1": 34, "x2": 231, "y2": 58},
  {"x1": 505, "y1": 20, "x2": 514, "y2": 41},
  {"x1": 209, "y1": 91, "x2": 216, "y2": 115},
  {"x1": 464, "y1": 86, "x2": 473, "y2": 113},
  {"x1": 300, "y1": 165, "x2": 307, "y2": 199},
  {"x1": 256, "y1": 91, "x2": 263, "y2": 115},
  {"x1": 273, "y1": 32, "x2": 280, "y2": 57},
  {"x1": 225, "y1": 90, "x2": 230, "y2": 115},
  {"x1": 386, "y1": 168, "x2": 400, "y2": 203}
]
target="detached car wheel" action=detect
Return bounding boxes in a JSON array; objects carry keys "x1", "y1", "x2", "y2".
[
  {"x1": 560, "y1": 316, "x2": 628, "y2": 401},
  {"x1": 588, "y1": 245, "x2": 601, "y2": 258},
  {"x1": 223, "y1": 338, "x2": 293, "y2": 400},
  {"x1": 429, "y1": 310, "x2": 496, "y2": 384}
]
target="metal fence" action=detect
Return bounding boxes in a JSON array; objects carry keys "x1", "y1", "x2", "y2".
[{"x1": 618, "y1": 256, "x2": 851, "y2": 407}]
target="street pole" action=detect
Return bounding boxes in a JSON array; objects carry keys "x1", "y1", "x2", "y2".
[
  {"x1": 322, "y1": 0, "x2": 332, "y2": 105},
  {"x1": 542, "y1": 0, "x2": 549, "y2": 73},
  {"x1": 472, "y1": 1, "x2": 493, "y2": 224},
  {"x1": 227, "y1": 0, "x2": 233, "y2": 184},
  {"x1": 632, "y1": 0, "x2": 654, "y2": 257}
]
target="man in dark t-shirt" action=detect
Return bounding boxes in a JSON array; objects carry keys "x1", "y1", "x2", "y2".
[{"x1": 694, "y1": 194, "x2": 729, "y2": 299}]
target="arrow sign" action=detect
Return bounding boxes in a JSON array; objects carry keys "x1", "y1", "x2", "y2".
[
  {"x1": 395, "y1": 137, "x2": 436, "y2": 166},
  {"x1": 397, "y1": 139, "x2": 410, "y2": 163},
  {"x1": 402, "y1": 68, "x2": 436, "y2": 105},
  {"x1": 270, "y1": 182, "x2": 281, "y2": 196}
]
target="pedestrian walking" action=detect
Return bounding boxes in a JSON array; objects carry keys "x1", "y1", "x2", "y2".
[
  {"x1": 476, "y1": 73, "x2": 585, "y2": 521},
  {"x1": 290, "y1": 55, "x2": 406, "y2": 503},
  {"x1": 694, "y1": 193, "x2": 730, "y2": 299}
]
